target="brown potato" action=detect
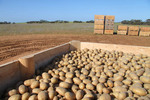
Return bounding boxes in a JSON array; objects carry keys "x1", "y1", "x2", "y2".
[
  {"x1": 76, "y1": 90, "x2": 84, "y2": 100},
  {"x1": 18, "y1": 85, "x2": 27, "y2": 94},
  {"x1": 59, "y1": 82, "x2": 71, "y2": 89},
  {"x1": 56, "y1": 87, "x2": 67, "y2": 96},
  {"x1": 8, "y1": 94, "x2": 21, "y2": 100},
  {"x1": 22, "y1": 92, "x2": 30, "y2": 100},
  {"x1": 98, "y1": 93, "x2": 111, "y2": 100},
  {"x1": 65, "y1": 92, "x2": 75, "y2": 100}
]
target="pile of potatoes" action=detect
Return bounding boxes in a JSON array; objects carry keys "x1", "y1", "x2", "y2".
[{"x1": 4, "y1": 48, "x2": 150, "y2": 100}]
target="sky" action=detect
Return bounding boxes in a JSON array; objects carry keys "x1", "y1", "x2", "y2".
[{"x1": 0, "y1": 0, "x2": 150, "y2": 22}]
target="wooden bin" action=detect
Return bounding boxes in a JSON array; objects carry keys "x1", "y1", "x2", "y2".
[
  {"x1": 104, "y1": 15, "x2": 115, "y2": 35},
  {"x1": 0, "y1": 40, "x2": 150, "y2": 93},
  {"x1": 128, "y1": 26, "x2": 139, "y2": 36},
  {"x1": 94, "y1": 15, "x2": 105, "y2": 34},
  {"x1": 117, "y1": 25, "x2": 128, "y2": 35},
  {"x1": 139, "y1": 27, "x2": 150, "y2": 36}
]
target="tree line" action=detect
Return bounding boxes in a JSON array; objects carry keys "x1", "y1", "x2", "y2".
[
  {"x1": 121, "y1": 19, "x2": 150, "y2": 25},
  {"x1": 0, "y1": 21, "x2": 15, "y2": 24},
  {"x1": 26, "y1": 20, "x2": 94, "y2": 24}
]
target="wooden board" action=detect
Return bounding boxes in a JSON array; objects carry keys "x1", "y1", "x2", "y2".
[
  {"x1": 95, "y1": 15, "x2": 105, "y2": 19},
  {"x1": 128, "y1": 26, "x2": 139, "y2": 31},
  {"x1": 128, "y1": 31, "x2": 139, "y2": 36},
  {"x1": 140, "y1": 27, "x2": 150, "y2": 32},
  {"x1": 94, "y1": 20, "x2": 104, "y2": 25},
  {"x1": 94, "y1": 30, "x2": 104, "y2": 34},
  {"x1": 118, "y1": 25, "x2": 128, "y2": 31},
  {"x1": 117, "y1": 30, "x2": 127, "y2": 35},
  {"x1": 94, "y1": 25, "x2": 104, "y2": 30},
  {"x1": 104, "y1": 30, "x2": 114, "y2": 35},
  {"x1": 139, "y1": 32, "x2": 150, "y2": 36},
  {"x1": 105, "y1": 16, "x2": 115, "y2": 20}
]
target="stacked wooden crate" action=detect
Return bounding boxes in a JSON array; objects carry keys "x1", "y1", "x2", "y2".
[
  {"x1": 94, "y1": 15, "x2": 105, "y2": 34},
  {"x1": 128, "y1": 26, "x2": 139, "y2": 36},
  {"x1": 139, "y1": 27, "x2": 150, "y2": 36},
  {"x1": 104, "y1": 16, "x2": 115, "y2": 35},
  {"x1": 117, "y1": 25, "x2": 128, "y2": 35}
]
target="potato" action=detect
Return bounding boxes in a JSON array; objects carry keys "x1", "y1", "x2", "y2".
[
  {"x1": 144, "y1": 84, "x2": 150, "y2": 90},
  {"x1": 106, "y1": 70, "x2": 113, "y2": 77},
  {"x1": 83, "y1": 79, "x2": 91, "y2": 84},
  {"x1": 42, "y1": 72, "x2": 50, "y2": 79},
  {"x1": 132, "y1": 87, "x2": 147, "y2": 96},
  {"x1": 65, "y1": 78, "x2": 73, "y2": 84},
  {"x1": 65, "y1": 92, "x2": 75, "y2": 100},
  {"x1": 76, "y1": 90, "x2": 84, "y2": 100},
  {"x1": 49, "y1": 90, "x2": 56, "y2": 99},
  {"x1": 114, "y1": 81, "x2": 123, "y2": 87},
  {"x1": 107, "y1": 80, "x2": 113, "y2": 88},
  {"x1": 79, "y1": 83, "x2": 85, "y2": 89},
  {"x1": 59, "y1": 82, "x2": 71, "y2": 88},
  {"x1": 103, "y1": 88, "x2": 110, "y2": 94},
  {"x1": 140, "y1": 76, "x2": 150, "y2": 84},
  {"x1": 92, "y1": 80, "x2": 99, "y2": 86},
  {"x1": 99, "y1": 78, "x2": 106, "y2": 83},
  {"x1": 113, "y1": 74, "x2": 123, "y2": 81},
  {"x1": 37, "y1": 91, "x2": 48, "y2": 100},
  {"x1": 82, "y1": 97, "x2": 91, "y2": 100},
  {"x1": 66, "y1": 72, "x2": 74, "y2": 78},
  {"x1": 79, "y1": 74, "x2": 86, "y2": 80},
  {"x1": 40, "y1": 82, "x2": 48, "y2": 90},
  {"x1": 8, "y1": 89, "x2": 18, "y2": 96},
  {"x1": 97, "y1": 83, "x2": 104, "y2": 94},
  {"x1": 24, "y1": 79, "x2": 36, "y2": 86},
  {"x1": 113, "y1": 86, "x2": 127, "y2": 92},
  {"x1": 113, "y1": 92, "x2": 126, "y2": 100},
  {"x1": 86, "y1": 83, "x2": 94, "y2": 90},
  {"x1": 32, "y1": 88, "x2": 41, "y2": 94},
  {"x1": 56, "y1": 87, "x2": 67, "y2": 96},
  {"x1": 18, "y1": 85, "x2": 27, "y2": 94},
  {"x1": 30, "y1": 81, "x2": 40, "y2": 89},
  {"x1": 84, "y1": 93, "x2": 95, "y2": 99},
  {"x1": 129, "y1": 72, "x2": 138, "y2": 80},
  {"x1": 51, "y1": 77, "x2": 58, "y2": 84},
  {"x1": 8, "y1": 94, "x2": 21, "y2": 100},
  {"x1": 73, "y1": 77, "x2": 81, "y2": 85},
  {"x1": 98, "y1": 93, "x2": 111, "y2": 100},
  {"x1": 122, "y1": 79, "x2": 132, "y2": 85},
  {"x1": 22, "y1": 92, "x2": 30, "y2": 100},
  {"x1": 72, "y1": 85, "x2": 79, "y2": 93},
  {"x1": 28, "y1": 95, "x2": 37, "y2": 100}
]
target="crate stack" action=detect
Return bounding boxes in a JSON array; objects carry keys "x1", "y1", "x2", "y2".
[
  {"x1": 104, "y1": 16, "x2": 115, "y2": 35},
  {"x1": 117, "y1": 25, "x2": 128, "y2": 35},
  {"x1": 139, "y1": 27, "x2": 150, "y2": 36},
  {"x1": 128, "y1": 26, "x2": 139, "y2": 36},
  {"x1": 94, "y1": 15, "x2": 105, "y2": 34}
]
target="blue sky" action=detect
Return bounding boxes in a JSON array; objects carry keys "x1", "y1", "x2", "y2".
[{"x1": 0, "y1": 0, "x2": 150, "y2": 22}]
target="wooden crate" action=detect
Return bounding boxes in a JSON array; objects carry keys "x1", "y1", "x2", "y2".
[
  {"x1": 117, "y1": 30, "x2": 127, "y2": 35},
  {"x1": 0, "y1": 40, "x2": 150, "y2": 93},
  {"x1": 118, "y1": 25, "x2": 128, "y2": 31},
  {"x1": 94, "y1": 30, "x2": 104, "y2": 34},
  {"x1": 94, "y1": 25, "x2": 104, "y2": 30},
  {"x1": 139, "y1": 32, "x2": 150, "y2": 36},
  {"x1": 128, "y1": 31, "x2": 139, "y2": 36},
  {"x1": 104, "y1": 30, "x2": 114, "y2": 35},
  {"x1": 95, "y1": 15, "x2": 105, "y2": 19}
]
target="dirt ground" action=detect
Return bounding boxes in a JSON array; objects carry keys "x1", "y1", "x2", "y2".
[{"x1": 0, "y1": 34, "x2": 150, "y2": 65}]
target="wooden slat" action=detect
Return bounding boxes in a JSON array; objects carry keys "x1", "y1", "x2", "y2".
[
  {"x1": 118, "y1": 25, "x2": 128, "y2": 31},
  {"x1": 117, "y1": 30, "x2": 127, "y2": 35},
  {"x1": 95, "y1": 20, "x2": 104, "y2": 25},
  {"x1": 94, "y1": 30, "x2": 104, "y2": 34},
  {"x1": 94, "y1": 25, "x2": 104, "y2": 30},
  {"x1": 139, "y1": 32, "x2": 150, "y2": 36},
  {"x1": 128, "y1": 31, "x2": 139, "y2": 36},
  {"x1": 128, "y1": 26, "x2": 139, "y2": 31},
  {"x1": 140, "y1": 27, "x2": 150, "y2": 32},
  {"x1": 95, "y1": 15, "x2": 105, "y2": 19},
  {"x1": 105, "y1": 16, "x2": 115, "y2": 20},
  {"x1": 104, "y1": 30, "x2": 114, "y2": 35}
]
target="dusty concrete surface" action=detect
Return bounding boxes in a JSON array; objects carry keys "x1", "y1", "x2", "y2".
[{"x1": 0, "y1": 34, "x2": 150, "y2": 64}]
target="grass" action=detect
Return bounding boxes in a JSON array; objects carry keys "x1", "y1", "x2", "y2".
[{"x1": 0, "y1": 23, "x2": 149, "y2": 36}]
